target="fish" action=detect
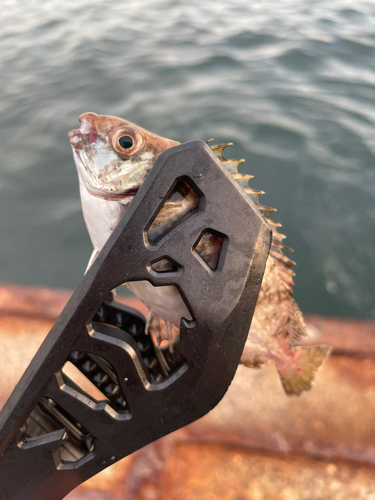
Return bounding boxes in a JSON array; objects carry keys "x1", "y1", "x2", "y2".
[{"x1": 68, "y1": 112, "x2": 330, "y2": 396}]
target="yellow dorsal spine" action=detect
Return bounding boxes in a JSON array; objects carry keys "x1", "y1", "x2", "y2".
[{"x1": 210, "y1": 141, "x2": 296, "y2": 289}]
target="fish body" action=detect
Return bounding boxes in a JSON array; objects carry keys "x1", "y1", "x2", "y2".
[{"x1": 69, "y1": 113, "x2": 329, "y2": 395}]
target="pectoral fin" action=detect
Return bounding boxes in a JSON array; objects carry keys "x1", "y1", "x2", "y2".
[{"x1": 277, "y1": 345, "x2": 331, "y2": 396}]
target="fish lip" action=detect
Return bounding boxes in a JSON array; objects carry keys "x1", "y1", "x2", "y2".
[
  {"x1": 68, "y1": 128, "x2": 82, "y2": 142},
  {"x1": 68, "y1": 128, "x2": 88, "y2": 149}
]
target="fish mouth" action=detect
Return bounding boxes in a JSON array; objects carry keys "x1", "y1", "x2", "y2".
[
  {"x1": 68, "y1": 126, "x2": 100, "y2": 148},
  {"x1": 68, "y1": 128, "x2": 80, "y2": 141},
  {"x1": 72, "y1": 149, "x2": 140, "y2": 201},
  {"x1": 68, "y1": 128, "x2": 89, "y2": 147},
  {"x1": 68, "y1": 113, "x2": 99, "y2": 145},
  {"x1": 68, "y1": 128, "x2": 82, "y2": 145}
]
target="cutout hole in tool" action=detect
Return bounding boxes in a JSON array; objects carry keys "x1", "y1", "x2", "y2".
[
  {"x1": 65, "y1": 351, "x2": 128, "y2": 411},
  {"x1": 62, "y1": 361, "x2": 109, "y2": 403},
  {"x1": 147, "y1": 178, "x2": 201, "y2": 244},
  {"x1": 126, "y1": 281, "x2": 192, "y2": 355},
  {"x1": 194, "y1": 229, "x2": 227, "y2": 271},
  {"x1": 21, "y1": 397, "x2": 94, "y2": 466},
  {"x1": 149, "y1": 257, "x2": 182, "y2": 274},
  {"x1": 93, "y1": 295, "x2": 186, "y2": 381}
]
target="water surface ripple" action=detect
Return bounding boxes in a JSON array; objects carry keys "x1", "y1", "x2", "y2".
[{"x1": 1, "y1": 0, "x2": 375, "y2": 318}]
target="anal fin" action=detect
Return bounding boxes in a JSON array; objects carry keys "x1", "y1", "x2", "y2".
[{"x1": 277, "y1": 345, "x2": 331, "y2": 396}]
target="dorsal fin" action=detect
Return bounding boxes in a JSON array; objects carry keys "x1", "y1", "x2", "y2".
[
  {"x1": 210, "y1": 141, "x2": 296, "y2": 288},
  {"x1": 211, "y1": 143, "x2": 233, "y2": 161},
  {"x1": 222, "y1": 158, "x2": 246, "y2": 174}
]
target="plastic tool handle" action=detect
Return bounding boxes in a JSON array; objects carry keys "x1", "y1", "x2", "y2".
[{"x1": 0, "y1": 141, "x2": 271, "y2": 500}]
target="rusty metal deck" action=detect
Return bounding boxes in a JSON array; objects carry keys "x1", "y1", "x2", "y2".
[{"x1": 0, "y1": 283, "x2": 374, "y2": 500}]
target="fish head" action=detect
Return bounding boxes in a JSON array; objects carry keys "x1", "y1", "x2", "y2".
[{"x1": 68, "y1": 112, "x2": 179, "y2": 200}]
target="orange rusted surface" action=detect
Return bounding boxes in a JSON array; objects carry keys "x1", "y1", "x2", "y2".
[
  {"x1": 0, "y1": 282, "x2": 375, "y2": 499},
  {"x1": 0, "y1": 282, "x2": 148, "y2": 319},
  {"x1": 160, "y1": 442, "x2": 375, "y2": 500},
  {"x1": 304, "y1": 314, "x2": 375, "y2": 355}
]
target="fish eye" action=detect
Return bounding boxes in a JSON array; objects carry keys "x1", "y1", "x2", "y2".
[
  {"x1": 112, "y1": 127, "x2": 144, "y2": 156},
  {"x1": 118, "y1": 135, "x2": 134, "y2": 149}
]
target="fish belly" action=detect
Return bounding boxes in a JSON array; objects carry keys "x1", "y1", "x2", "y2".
[{"x1": 126, "y1": 281, "x2": 192, "y2": 327}]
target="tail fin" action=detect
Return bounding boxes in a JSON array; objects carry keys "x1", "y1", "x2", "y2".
[{"x1": 277, "y1": 345, "x2": 331, "y2": 396}]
